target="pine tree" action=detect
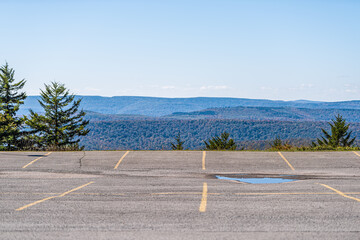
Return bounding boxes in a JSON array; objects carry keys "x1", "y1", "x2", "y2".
[
  {"x1": 204, "y1": 131, "x2": 236, "y2": 150},
  {"x1": 0, "y1": 63, "x2": 27, "y2": 150},
  {"x1": 171, "y1": 132, "x2": 185, "y2": 150},
  {"x1": 269, "y1": 136, "x2": 293, "y2": 150},
  {"x1": 314, "y1": 114, "x2": 356, "y2": 148},
  {"x1": 26, "y1": 82, "x2": 89, "y2": 150},
  {"x1": 270, "y1": 136, "x2": 283, "y2": 149}
]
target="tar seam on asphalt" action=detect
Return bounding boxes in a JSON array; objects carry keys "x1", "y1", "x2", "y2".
[{"x1": 79, "y1": 151, "x2": 86, "y2": 169}]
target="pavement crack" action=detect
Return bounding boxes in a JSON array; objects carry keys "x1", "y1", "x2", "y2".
[{"x1": 79, "y1": 151, "x2": 86, "y2": 169}]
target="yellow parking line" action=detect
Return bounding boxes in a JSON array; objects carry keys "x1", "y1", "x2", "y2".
[
  {"x1": 22, "y1": 152, "x2": 52, "y2": 169},
  {"x1": 58, "y1": 182, "x2": 94, "y2": 197},
  {"x1": 16, "y1": 196, "x2": 57, "y2": 211},
  {"x1": 202, "y1": 151, "x2": 206, "y2": 170},
  {"x1": 16, "y1": 182, "x2": 94, "y2": 211},
  {"x1": 353, "y1": 151, "x2": 360, "y2": 158},
  {"x1": 114, "y1": 151, "x2": 130, "y2": 169},
  {"x1": 278, "y1": 152, "x2": 295, "y2": 171},
  {"x1": 199, "y1": 182, "x2": 208, "y2": 212},
  {"x1": 318, "y1": 183, "x2": 360, "y2": 202},
  {"x1": 235, "y1": 192, "x2": 340, "y2": 196}
]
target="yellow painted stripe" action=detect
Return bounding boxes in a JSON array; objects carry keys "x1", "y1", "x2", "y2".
[
  {"x1": 318, "y1": 183, "x2": 360, "y2": 202},
  {"x1": 278, "y1": 152, "x2": 295, "y2": 171},
  {"x1": 58, "y1": 182, "x2": 93, "y2": 197},
  {"x1": 16, "y1": 181, "x2": 94, "y2": 211},
  {"x1": 22, "y1": 152, "x2": 52, "y2": 169},
  {"x1": 353, "y1": 151, "x2": 360, "y2": 158},
  {"x1": 202, "y1": 151, "x2": 206, "y2": 170},
  {"x1": 15, "y1": 196, "x2": 57, "y2": 211},
  {"x1": 199, "y1": 182, "x2": 208, "y2": 212},
  {"x1": 114, "y1": 151, "x2": 130, "y2": 169},
  {"x1": 235, "y1": 192, "x2": 341, "y2": 196}
]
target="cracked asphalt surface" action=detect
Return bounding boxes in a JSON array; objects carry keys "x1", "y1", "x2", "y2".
[{"x1": 1, "y1": 151, "x2": 360, "y2": 239}]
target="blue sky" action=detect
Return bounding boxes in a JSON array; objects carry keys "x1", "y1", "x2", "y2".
[{"x1": 1, "y1": 0, "x2": 359, "y2": 101}]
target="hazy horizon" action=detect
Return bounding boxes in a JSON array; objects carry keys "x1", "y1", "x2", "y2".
[{"x1": 25, "y1": 94, "x2": 358, "y2": 103}]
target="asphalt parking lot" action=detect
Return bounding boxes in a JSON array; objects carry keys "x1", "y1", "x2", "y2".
[{"x1": 1, "y1": 151, "x2": 360, "y2": 239}]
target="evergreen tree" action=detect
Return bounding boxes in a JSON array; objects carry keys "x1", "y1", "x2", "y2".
[
  {"x1": 26, "y1": 82, "x2": 89, "y2": 150},
  {"x1": 314, "y1": 114, "x2": 356, "y2": 147},
  {"x1": 270, "y1": 136, "x2": 283, "y2": 149},
  {"x1": 171, "y1": 132, "x2": 185, "y2": 150},
  {"x1": 204, "y1": 131, "x2": 236, "y2": 150},
  {"x1": 0, "y1": 63, "x2": 27, "y2": 150},
  {"x1": 269, "y1": 136, "x2": 293, "y2": 150}
]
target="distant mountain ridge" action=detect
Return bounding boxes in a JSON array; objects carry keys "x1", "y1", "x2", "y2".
[
  {"x1": 165, "y1": 106, "x2": 360, "y2": 122},
  {"x1": 20, "y1": 96, "x2": 360, "y2": 117}
]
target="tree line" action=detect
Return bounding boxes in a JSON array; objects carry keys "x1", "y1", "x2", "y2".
[
  {"x1": 80, "y1": 115, "x2": 360, "y2": 151},
  {"x1": 0, "y1": 63, "x2": 89, "y2": 151},
  {"x1": 171, "y1": 114, "x2": 358, "y2": 151}
]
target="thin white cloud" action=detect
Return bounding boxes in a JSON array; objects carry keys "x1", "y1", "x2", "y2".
[
  {"x1": 288, "y1": 83, "x2": 314, "y2": 91},
  {"x1": 300, "y1": 83, "x2": 314, "y2": 88},
  {"x1": 344, "y1": 84, "x2": 359, "y2": 93},
  {"x1": 161, "y1": 86, "x2": 176, "y2": 89},
  {"x1": 200, "y1": 85, "x2": 229, "y2": 91},
  {"x1": 261, "y1": 86, "x2": 275, "y2": 91},
  {"x1": 84, "y1": 87, "x2": 101, "y2": 92},
  {"x1": 345, "y1": 89, "x2": 358, "y2": 93}
]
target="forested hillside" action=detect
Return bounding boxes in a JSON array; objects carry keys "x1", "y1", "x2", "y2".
[
  {"x1": 21, "y1": 96, "x2": 360, "y2": 117},
  {"x1": 80, "y1": 119, "x2": 360, "y2": 150},
  {"x1": 84, "y1": 111, "x2": 157, "y2": 121},
  {"x1": 166, "y1": 106, "x2": 360, "y2": 122},
  {"x1": 21, "y1": 96, "x2": 360, "y2": 151}
]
